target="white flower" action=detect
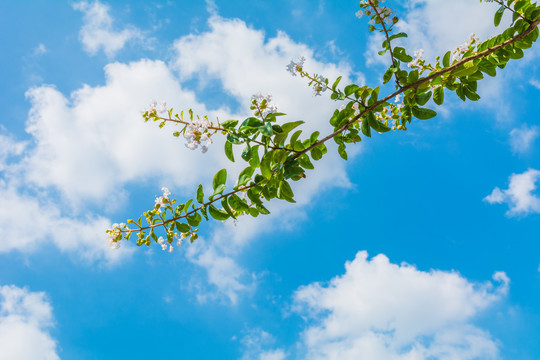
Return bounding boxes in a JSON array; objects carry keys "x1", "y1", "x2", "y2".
[
  {"x1": 414, "y1": 49, "x2": 424, "y2": 58},
  {"x1": 286, "y1": 56, "x2": 306, "y2": 76},
  {"x1": 158, "y1": 237, "x2": 165, "y2": 245},
  {"x1": 355, "y1": 10, "x2": 363, "y2": 19},
  {"x1": 157, "y1": 101, "x2": 167, "y2": 114},
  {"x1": 168, "y1": 245, "x2": 174, "y2": 253},
  {"x1": 161, "y1": 243, "x2": 167, "y2": 251},
  {"x1": 161, "y1": 187, "x2": 171, "y2": 197}
]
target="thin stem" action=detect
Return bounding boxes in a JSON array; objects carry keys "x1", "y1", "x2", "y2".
[
  {"x1": 368, "y1": 0, "x2": 402, "y2": 89},
  {"x1": 492, "y1": 0, "x2": 532, "y2": 24},
  {"x1": 123, "y1": 183, "x2": 258, "y2": 234}
]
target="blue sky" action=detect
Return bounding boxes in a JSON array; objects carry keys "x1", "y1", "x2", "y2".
[{"x1": 0, "y1": 0, "x2": 539, "y2": 359}]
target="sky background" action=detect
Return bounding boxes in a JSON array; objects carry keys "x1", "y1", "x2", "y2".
[{"x1": 0, "y1": 0, "x2": 539, "y2": 359}]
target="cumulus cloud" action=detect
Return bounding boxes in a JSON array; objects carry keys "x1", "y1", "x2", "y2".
[
  {"x1": 292, "y1": 251, "x2": 507, "y2": 360},
  {"x1": 484, "y1": 168, "x2": 540, "y2": 216},
  {"x1": 72, "y1": 1, "x2": 142, "y2": 58},
  {"x1": 8, "y1": 13, "x2": 355, "y2": 290},
  {"x1": 531, "y1": 79, "x2": 540, "y2": 90},
  {"x1": 0, "y1": 131, "x2": 26, "y2": 172},
  {"x1": 240, "y1": 328, "x2": 287, "y2": 360},
  {"x1": 509, "y1": 125, "x2": 538, "y2": 154},
  {"x1": 0, "y1": 184, "x2": 132, "y2": 265},
  {"x1": 0, "y1": 285, "x2": 60, "y2": 360}
]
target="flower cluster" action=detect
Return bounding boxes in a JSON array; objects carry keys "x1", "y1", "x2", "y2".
[
  {"x1": 147, "y1": 99, "x2": 168, "y2": 116},
  {"x1": 251, "y1": 92, "x2": 278, "y2": 118},
  {"x1": 408, "y1": 49, "x2": 425, "y2": 69},
  {"x1": 107, "y1": 222, "x2": 128, "y2": 249},
  {"x1": 313, "y1": 75, "x2": 328, "y2": 96},
  {"x1": 452, "y1": 33, "x2": 480, "y2": 62},
  {"x1": 357, "y1": 0, "x2": 396, "y2": 28},
  {"x1": 286, "y1": 56, "x2": 306, "y2": 76},
  {"x1": 184, "y1": 115, "x2": 213, "y2": 153},
  {"x1": 155, "y1": 187, "x2": 171, "y2": 209}
]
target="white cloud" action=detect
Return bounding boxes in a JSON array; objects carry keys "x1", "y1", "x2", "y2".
[
  {"x1": 0, "y1": 184, "x2": 132, "y2": 265},
  {"x1": 530, "y1": 79, "x2": 540, "y2": 90},
  {"x1": 240, "y1": 328, "x2": 287, "y2": 360},
  {"x1": 0, "y1": 285, "x2": 60, "y2": 360},
  {"x1": 509, "y1": 125, "x2": 538, "y2": 154},
  {"x1": 23, "y1": 60, "x2": 223, "y2": 203},
  {"x1": 0, "y1": 131, "x2": 26, "y2": 172},
  {"x1": 293, "y1": 251, "x2": 507, "y2": 360},
  {"x1": 9, "y1": 14, "x2": 356, "y2": 289},
  {"x1": 484, "y1": 168, "x2": 540, "y2": 216},
  {"x1": 72, "y1": 1, "x2": 142, "y2": 58},
  {"x1": 33, "y1": 43, "x2": 47, "y2": 56}
]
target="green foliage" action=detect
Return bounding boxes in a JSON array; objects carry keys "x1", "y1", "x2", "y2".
[{"x1": 109, "y1": 0, "x2": 540, "y2": 252}]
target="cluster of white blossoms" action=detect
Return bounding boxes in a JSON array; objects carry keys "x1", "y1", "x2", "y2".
[
  {"x1": 452, "y1": 33, "x2": 480, "y2": 62},
  {"x1": 148, "y1": 99, "x2": 168, "y2": 115},
  {"x1": 251, "y1": 92, "x2": 278, "y2": 117},
  {"x1": 356, "y1": 0, "x2": 393, "y2": 26},
  {"x1": 155, "y1": 187, "x2": 171, "y2": 209},
  {"x1": 184, "y1": 116, "x2": 212, "y2": 153},
  {"x1": 107, "y1": 222, "x2": 127, "y2": 249},
  {"x1": 313, "y1": 75, "x2": 328, "y2": 96},
  {"x1": 157, "y1": 233, "x2": 187, "y2": 253},
  {"x1": 408, "y1": 49, "x2": 425, "y2": 69},
  {"x1": 286, "y1": 56, "x2": 306, "y2": 76}
]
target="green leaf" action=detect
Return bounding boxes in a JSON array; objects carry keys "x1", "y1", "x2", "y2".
[
  {"x1": 238, "y1": 166, "x2": 255, "y2": 186},
  {"x1": 240, "y1": 117, "x2": 263, "y2": 130},
  {"x1": 228, "y1": 194, "x2": 250, "y2": 212},
  {"x1": 453, "y1": 61, "x2": 478, "y2": 78},
  {"x1": 289, "y1": 130, "x2": 302, "y2": 147},
  {"x1": 221, "y1": 198, "x2": 236, "y2": 219},
  {"x1": 212, "y1": 169, "x2": 227, "y2": 191},
  {"x1": 442, "y1": 51, "x2": 451, "y2": 67},
  {"x1": 415, "y1": 91, "x2": 432, "y2": 106},
  {"x1": 494, "y1": 5, "x2": 505, "y2": 27},
  {"x1": 280, "y1": 121, "x2": 304, "y2": 134},
  {"x1": 224, "y1": 141, "x2": 234, "y2": 162},
  {"x1": 241, "y1": 145, "x2": 252, "y2": 161},
  {"x1": 393, "y1": 47, "x2": 413, "y2": 62},
  {"x1": 260, "y1": 152, "x2": 273, "y2": 180},
  {"x1": 277, "y1": 180, "x2": 295, "y2": 202},
  {"x1": 259, "y1": 122, "x2": 273, "y2": 136},
  {"x1": 227, "y1": 133, "x2": 243, "y2": 144},
  {"x1": 212, "y1": 184, "x2": 227, "y2": 197},
  {"x1": 387, "y1": 32, "x2": 408, "y2": 42},
  {"x1": 221, "y1": 120, "x2": 238, "y2": 130},
  {"x1": 311, "y1": 148, "x2": 323, "y2": 161},
  {"x1": 183, "y1": 199, "x2": 193, "y2": 213},
  {"x1": 196, "y1": 184, "x2": 204, "y2": 203},
  {"x1": 332, "y1": 76, "x2": 342, "y2": 90},
  {"x1": 176, "y1": 222, "x2": 190, "y2": 233},
  {"x1": 412, "y1": 106, "x2": 437, "y2": 120},
  {"x1": 433, "y1": 87, "x2": 444, "y2": 105},
  {"x1": 368, "y1": 112, "x2": 391, "y2": 133},
  {"x1": 187, "y1": 213, "x2": 201, "y2": 227},
  {"x1": 361, "y1": 118, "x2": 371, "y2": 137},
  {"x1": 338, "y1": 144, "x2": 348, "y2": 160},
  {"x1": 208, "y1": 205, "x2": 229, "y2": 221},
  {"x1": 344, "y1": 84, "x2": 360, "y2": 97},
  {"x1": 383, "y1": 69, "x2": 393, "y2": 84}
]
